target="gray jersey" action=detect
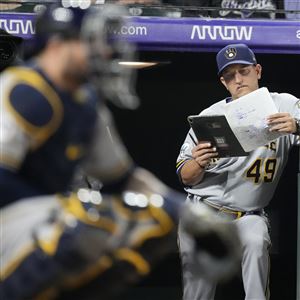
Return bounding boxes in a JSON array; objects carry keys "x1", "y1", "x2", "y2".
[{"x1": 176, "y1": 92, "x2": 300, "y2": 211}]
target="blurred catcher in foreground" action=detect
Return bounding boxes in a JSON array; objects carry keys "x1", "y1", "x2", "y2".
[{"x1": 0, "y1": 4, "x2": 241, "y2": 300}]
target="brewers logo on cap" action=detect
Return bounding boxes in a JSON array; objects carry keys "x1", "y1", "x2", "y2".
[{"x1": 225, "y1": 47, "x2": 237, "y2": 60}]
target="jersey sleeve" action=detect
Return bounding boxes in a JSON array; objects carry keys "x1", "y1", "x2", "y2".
[
  {"x1": 0, "y1": 102, "x2": 30, "y2": 170},
  {"x1": 176, "y1": 128, "x2": 197, "y2": 176},
  {"x1": 290, "y1": 96, "x2": 300, "y2": 146},
  {"x1": 277, "y1": 93, "x2": 300, "y2": 117},
  {"x1": 275, "y1": 93, "x2": 300, "y2": 146}
]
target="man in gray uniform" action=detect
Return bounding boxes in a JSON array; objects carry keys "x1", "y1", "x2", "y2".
[{"x1": 176, "y1": 43, "x2": 300, "y2": 300}]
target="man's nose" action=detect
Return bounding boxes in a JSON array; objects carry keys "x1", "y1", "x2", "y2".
[{"x1": 234, "y1": 71, "x2": 243, "y2": 83}]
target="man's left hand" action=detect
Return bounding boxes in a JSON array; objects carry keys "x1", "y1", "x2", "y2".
[{"x1": 267, "y1": 113, "x2": 297, "y2": 134}]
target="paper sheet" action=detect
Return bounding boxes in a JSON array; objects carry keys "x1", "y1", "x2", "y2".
[{"x1": 224, "y1": 87, "x2": 284, "y2": 152}]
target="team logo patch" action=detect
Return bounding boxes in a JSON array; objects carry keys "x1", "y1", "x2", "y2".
[
  {"x1": 296, "y1": 100, "x2": 300, "y2": 109},
  {"x1": 179, "y1": 143, "x2": 190, "y2": 158},
  {"x1": 225, "y1": 47, "x2": 237, "y2": 60}
]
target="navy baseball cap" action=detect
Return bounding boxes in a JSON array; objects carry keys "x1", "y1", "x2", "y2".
[{"x1": 216, "y1": 43, "x2": 257, "y2": 76}]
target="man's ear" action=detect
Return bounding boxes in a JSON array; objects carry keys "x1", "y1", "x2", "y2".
[
  {"x1": 256, "y1": 64, "x2": 262, "y2": 80},
  {"x1": 220, "y1": 77, "x2": 228, "y2": 90}
]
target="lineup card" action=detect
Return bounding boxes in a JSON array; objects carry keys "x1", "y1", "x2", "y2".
[
  {"x1": 188, "y1": 87, "x2": 285, "y2": 157},
  {"x1": 224, "y1": 87, "x2": 284, "y2": 152}
]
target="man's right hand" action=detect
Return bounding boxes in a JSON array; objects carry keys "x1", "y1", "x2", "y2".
[
  {"x1": 180, "y1": 142, "x2": 218, "y2": 186},
  {"x1": 192, "y1": 142, "x2": 218, "y2": 169}
]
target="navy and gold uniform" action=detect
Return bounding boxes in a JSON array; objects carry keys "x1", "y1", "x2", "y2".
[
  {"x1": 0, "y1": 63, "x2": 185, "y2": 300},
  {"x1": 0, "y1": 5, "x2": 185, "y2": 300},
  {"x1": 0, "y1": 64, "x2": 98, "y2": 206}
]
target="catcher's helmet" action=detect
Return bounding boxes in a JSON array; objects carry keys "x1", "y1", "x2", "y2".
[
  {"x1": 27, "y1": 3, "x2": 139, "y2": 109},
  {"x1": 27, "y1": 4, "x2": 87, "y2": 56},
  {"x1": 81, "y1": 4, "x2": 139, "y2": 109}
]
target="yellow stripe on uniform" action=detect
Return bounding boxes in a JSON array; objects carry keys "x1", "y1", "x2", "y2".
[
  {"x1": 58, "y1": 193, "x2": 117, "y2": 233},
  {"x1": 61, "y1": 255, "x2": 113, "y2": 289},
  {"x1": 2, "y1": 224, "x2": 63, "y2": 279},
  {"x1": 33, "y1": 287, "x2": 59, "y2": 300},
  {"x1": 37, "y1": 223, "x2": 64, "y2": 256},
  {"x1": 149, "y1": 204, "x2": 174, "y2": 232},
  {"x1": 114, "y1": 248, "x2": 150, "y2": 275},
  {"x1": 0, "y1": 154, "x2": 22, "y2": 170},
  {"x1": 176, "y1": 159, "x2": 188, "y2": 169},
  {"x1": 130, "y1": 205, "x2": 175, "y2": 248},
  {"x1": 3, "y1": 67, "x2": 64, "y2": 149},
  {"x1": 1, "y1": 244, "x2": 35, "y2": 280}
]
